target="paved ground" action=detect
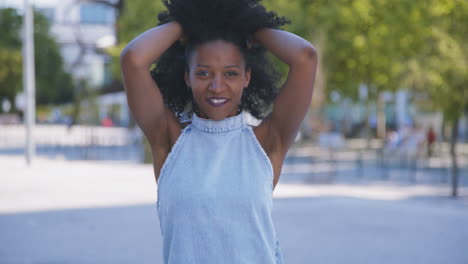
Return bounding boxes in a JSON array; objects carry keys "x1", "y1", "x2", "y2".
[{"x1": 1, "y1": 155, "x2": 468, "y2": 264}]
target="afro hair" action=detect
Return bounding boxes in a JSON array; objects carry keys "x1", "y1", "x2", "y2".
[{"x1": 151, "y1": 0, "x2": 290, "y2": 119}]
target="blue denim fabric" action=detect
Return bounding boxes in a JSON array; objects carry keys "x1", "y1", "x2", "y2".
[{"x1": 156, "y1": 112, "x2": 284, "y2": 263}]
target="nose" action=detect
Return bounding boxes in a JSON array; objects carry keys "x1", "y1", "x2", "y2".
[{"x1": 208, "y1": 74, "x2": 224, "y2": 92}]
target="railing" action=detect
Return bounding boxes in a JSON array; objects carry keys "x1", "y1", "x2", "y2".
[
  {"x1": 283, "y1": 136, "x2": 468, "y2": 185},
  {"x1": 0, "y1": 125, "x2": 144, "y2": 163}
]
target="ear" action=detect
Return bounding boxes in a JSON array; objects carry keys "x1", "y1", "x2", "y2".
[{"x1": 244, "y1": 67, "x2": 251, "y2": 89}]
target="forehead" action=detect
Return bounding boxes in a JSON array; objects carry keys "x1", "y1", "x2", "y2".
[{"x1": 187, "y1": 40, "x2": 246, "y2": 67}]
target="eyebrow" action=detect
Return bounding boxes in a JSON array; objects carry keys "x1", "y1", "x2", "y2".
[{"x1": 196, "y1": 64, "x2": 241, "y2": 69}]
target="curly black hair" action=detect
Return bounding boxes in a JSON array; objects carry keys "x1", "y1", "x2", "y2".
[{"x1": 151, "y1": 0, "x2": 289, "y2": 119}]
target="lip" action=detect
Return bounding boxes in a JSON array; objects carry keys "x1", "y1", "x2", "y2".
[{"x1": 206, "y1": 97, "x2": 230, "y2": 107}]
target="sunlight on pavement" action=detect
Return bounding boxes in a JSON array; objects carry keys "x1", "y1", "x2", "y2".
[
  {"x1": 274, "y1": 183, "x2": 468, "y2": 201},
  {"x1": 1, "y1": 155, "x2": 467, "y2": 214}
]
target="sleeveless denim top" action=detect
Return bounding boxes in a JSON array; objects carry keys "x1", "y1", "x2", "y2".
[{"x1": 156, "y1": 112, "x2": 284, "y2": 264}]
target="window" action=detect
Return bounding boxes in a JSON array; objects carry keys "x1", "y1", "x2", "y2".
[{"x1": 80, "y1": 3, "x2": 115, "y2": 25}]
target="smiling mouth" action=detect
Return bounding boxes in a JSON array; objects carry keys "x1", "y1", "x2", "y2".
[{"x1": 207, "y1": 97, "x2": 229, "y2": 107}]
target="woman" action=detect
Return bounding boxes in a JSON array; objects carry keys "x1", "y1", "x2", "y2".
[{"x1": 120, "y1": 0, "x2": 317, "y2": 263}]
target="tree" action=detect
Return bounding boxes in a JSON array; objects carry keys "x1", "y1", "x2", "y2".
[
  {"x1": 408, "y1": 0, "x2": 468, "y2": 197},
  {"x1": 266, "y1": 0, "x2": 466, "y2": 197},
  {"x1": 0, "y1": 8, "x2": 23, "y2": 112},
  {"x1": 375, "y1": 1, "x2": 463, "y2": 197},
  {"x1": 104, "y1": 0, "x2": 165, "y2": 81},
  {"x1": 0, "y1": 8, "x2": 74, "y2": 113},
  {"x1": 0, "y1": 49, "x2": 22, "y2": 112},
  {"x1": 303, "y1": 0, "x2": 431, "y2": 140},
  {"x1": 33, "y1": 10, "x2": 74, "y2": 105}
]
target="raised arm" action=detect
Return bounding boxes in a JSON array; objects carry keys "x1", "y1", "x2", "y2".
[
  {"x1": 254, "y1": 28, "x2": 318, "y2": 152},
  {"x1": 120, "y1": 22, "x2": 182, "y2": 145}
]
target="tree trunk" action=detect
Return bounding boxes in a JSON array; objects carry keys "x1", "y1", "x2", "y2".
[
  {"x1": 310, "y1": 31, "x2": 326, "y2": 112},
  {"x1": 69, "y1": 80, "x2": 86, "y2": 127},
  {"x1": 377, "y1": 96, "x2": 386, "y2": 139},
  {"x1": 309, "y1": 30, "x2": 326, "y2": 138},
  {"x1": 450, "y1": 118, "x2": 459, "y2": 197},
  {"x1": 365, "y1": 100, "x2": 372, "y2": 149},
  {"x1": 7, "y1": 95, "x2": 16, "y2": 113},
  {"x1": 465, "y1": 108, "x2": 468, "y2": 142},
  {"x1": 441, "y1": 115, "x2": 446, "y2": 141}
]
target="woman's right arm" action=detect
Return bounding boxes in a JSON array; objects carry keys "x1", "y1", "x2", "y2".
[{"x1": 120, "y1": 22, "x2": 182, "y2": 145}]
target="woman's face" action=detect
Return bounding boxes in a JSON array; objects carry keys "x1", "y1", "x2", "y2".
[{"x1": 185, "y1": 39, "x2": 251, "y2": 121}]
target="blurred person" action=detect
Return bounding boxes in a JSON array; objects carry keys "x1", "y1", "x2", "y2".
[
  {"x1": 100, "y1": 116, "x2": 114, "y2": 127},
  {"x1": 120, "y1": 0, "x2": 317, "y2": 263},
  {"x1": 426, "y1": 126, "x2": 436, "y2": 157},
  {"x1": 403, "y1": 125, "x2": 425, "y2": 159},
  {"x1": 384, "y1": 129, "x2": 399, "y2": 149}
]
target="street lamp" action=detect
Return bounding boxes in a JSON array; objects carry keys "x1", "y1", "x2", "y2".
[{"x1": 23, "y1": 0, "x2": 36, "y2": 164}]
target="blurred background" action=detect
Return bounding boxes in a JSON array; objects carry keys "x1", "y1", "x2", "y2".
[{"x1": 0, "y1": 0, "x2": 467, "y2": 263}]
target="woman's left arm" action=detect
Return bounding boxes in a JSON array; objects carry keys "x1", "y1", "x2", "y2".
[{"x1": 254, "y1": 28, "x2": 318, "y2": 152}]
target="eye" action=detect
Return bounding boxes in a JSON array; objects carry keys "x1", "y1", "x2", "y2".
[
  {"x1": 196, "y1": 70, "x2": 209, "y2": 77},
  {"x1": 226, "y1": 71, "x2": 238, "y2": 77}
]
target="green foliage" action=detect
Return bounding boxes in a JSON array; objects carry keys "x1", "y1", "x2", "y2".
[
  {"x1": 303, "y1": 0, "x2": 419, "y2": 99},
  {"x1": 397, "y1": 0, "x2": 467, "y2": 122},
  {"x1": 0, "y1": 48, "x2": 22, "y2": 111},
  {"x1": 425, "y1": 0, "x2": 467, "y2": 121},
  {"x1": 0, "y1": 8, "x2": 22, "y2": 48},
  {"x1": 108, "y1": 0, "x2": 166, "y2": 80},
  {"x1": 112, "y1": 0, "x2": 466, "y2": 122},
  {"x1": 0, "y1": 8, "x2": 74, "y2": 112},
  {"x1": 118, "y1": 0, "x2": 165, "y2": 43},
  {"x1": 33, "y1": 10, "x2": 74, "y2": 105},
  {"x1": 268, "y1": 0, "x2": 466, "y2": 122},
  {"x1": 0, "y1": 8, "x2": 23, "y2": 112}
]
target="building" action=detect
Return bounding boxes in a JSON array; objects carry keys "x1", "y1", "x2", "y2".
[{"x1": 0, "y1": 0, "x2": 130, "y2": 126}]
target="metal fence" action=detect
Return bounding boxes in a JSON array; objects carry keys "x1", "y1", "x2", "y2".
[
  {"x1": 0, "y1": 125, "x2": 144, "y2": 163},
  {"x1": 1, "y1": 125, "x2": 467, "y2": 186},
  {"x1": 283, "y1": 137, "x2": 468, "y2": 186}
]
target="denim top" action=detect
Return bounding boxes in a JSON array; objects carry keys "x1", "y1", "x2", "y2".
[{"x1": 156, "y1": 112, "x2": 284, "y2": 263}]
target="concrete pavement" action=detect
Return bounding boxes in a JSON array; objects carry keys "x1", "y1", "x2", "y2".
[{"x1": 1, "y1": 156, "x2": 468, "y2": 263}]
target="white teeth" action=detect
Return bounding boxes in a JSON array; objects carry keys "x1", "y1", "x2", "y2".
[{"x1": 210, "y1": 98, "x2": 227, "y2": 104}]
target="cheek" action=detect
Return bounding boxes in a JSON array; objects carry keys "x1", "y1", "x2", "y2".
[
  {"x1": 189, "y1": 81, "x2": 205, "y2": 95},
  {"x1": 189, "y1": 84, "x2": 207, "y2": 103},
  {"x1": 190, "y1": 87, "x2": 202, "y2": 99}
]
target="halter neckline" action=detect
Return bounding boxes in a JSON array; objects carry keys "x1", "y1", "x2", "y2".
[{"x1": 191, "y1": 112, "x2": 245, "y2": 133}]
